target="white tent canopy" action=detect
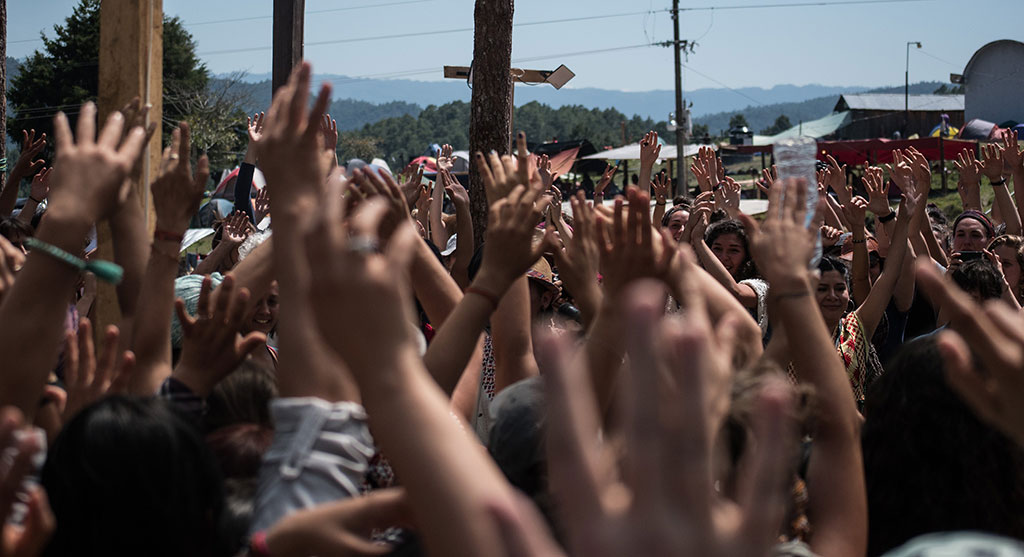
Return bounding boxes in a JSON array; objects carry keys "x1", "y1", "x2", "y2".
[{"x1": 582, "y1": 143, "x2": 712, "y2": 161}]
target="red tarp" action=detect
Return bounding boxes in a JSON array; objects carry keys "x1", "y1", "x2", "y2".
[{"x1": 728, "y1": 136, "x2": 979, "y2": 166}]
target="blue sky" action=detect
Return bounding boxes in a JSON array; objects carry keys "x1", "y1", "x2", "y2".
[{"x1": 9, "y1": 0, "x2": 1022, "y2": 98}]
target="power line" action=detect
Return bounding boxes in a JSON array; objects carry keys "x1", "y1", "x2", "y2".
[
  {"x1": 681, "y1": 64, "x2": 767, "y2": 107},
  {"x1": 198, "y1": 10, "x2": 659, "y2": 56},
  {"x1": 186, "y1": 0, "x2": 432, "y2": 26},
  {"x1": 677, "y1": 0, "x2": 933, "y2": 11}
]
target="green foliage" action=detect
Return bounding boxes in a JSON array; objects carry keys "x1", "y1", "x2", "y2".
[
  {"x1": 933, "y1": 84, "x2": 964, "y2": 95},
  {"x1": 8, "y1": 0, "x2": 213, "y2": 156},
  {"x1": 728, "y1": 113, "x2": 749, "y2": 130},
  {"x1": 339, "y1": 135, "x2": 382, "y2": 163},
  {"x1": 691, "y1": 123, "x2": 711, "y2": 143},
  {"x1": 341, "y1": 100, "x2": 670, "y2": 167},
  {"x1": 760, "y1": 115, "x2": 793, "y2": 136}
]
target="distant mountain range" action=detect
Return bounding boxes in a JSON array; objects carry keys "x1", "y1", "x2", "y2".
[
  {"x1": 227, "y1": 71, "x2": 872, "y2": 120},
  {"x1": 221, "y1": 72, "x2": 951, "y2": 137}
]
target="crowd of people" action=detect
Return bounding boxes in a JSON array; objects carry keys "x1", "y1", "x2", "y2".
[{"x1": 1, "y1": 61, "x2": 1024, "y2": 556}]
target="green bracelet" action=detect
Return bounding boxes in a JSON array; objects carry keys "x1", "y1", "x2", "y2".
[{"x1": 23, "y1": 237, "x2": 124, "y2": 284}]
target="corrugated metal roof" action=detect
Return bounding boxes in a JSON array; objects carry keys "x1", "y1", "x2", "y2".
[
  {"x1": 836, "y1": 93, "x2": 964, "y2": 112},
  {"x1": 753, "y1": 111, "x2": 852, "y2": 145}
]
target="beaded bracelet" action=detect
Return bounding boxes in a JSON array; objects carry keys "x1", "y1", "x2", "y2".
[{"x1": 23, "y1": 237, "x2": 124, "y2": 285}]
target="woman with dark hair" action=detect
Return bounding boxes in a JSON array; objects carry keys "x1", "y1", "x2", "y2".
[
  {"x1": 691, "y1": 216, "x2": 770, "y2": 335},
  {"x1": 660, "y1": 204, "x2": 689, "y2": 242},
  {"x1": 863, "y1": 336, "x2": 1024, "y2": 556},
  {"x1": 808, "y1": 191, "x2": 919, "y2": 406},
  {"x1": 42, "y1": 396, "x2": 235, "y2": 557},
  {"x1": 951, "y1": 210, "x2": 995, "y2": 255}
]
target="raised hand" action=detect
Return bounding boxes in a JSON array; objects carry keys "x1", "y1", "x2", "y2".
[
  {"x1": 537, "y1": 154, "x2": 554, "y2": 190},
  {"x1": 253, "y1": 186, "x2": 271, "y2": 222},
  {"x1": 740, "y1": 178, "x2": 815, "y2": 291},
  {"x1": 595, "y1": 188, "x2": 676, "y2": 297},
  {"x1": 862, "y1": 166, "x2": 892, "y2": 216},
  {"x1": 150, "y1": 122, "x2": 210, "y2": 235},
  {"x1": 398, "y1": 163, "x2": 425, "y2": 210},
  {"x1": 904, "y1": 147, "x2": 933, "y2": 197},
  {"x1": 304, "y1": 183, "x2": 421, "y2": 374},
  {"x1": 62, "y1": 318, "x2": 135, "y2": 421},
  {"x1": 887, "y1": 149, "x2": 917, "y2": 194},
  {"x1": 320, "y1": 113, "x2": 339, "y2": 172},
  {"x1": 243, "y1": 112, "x2": 265, "y2": 166},
  {"x1": 256, "y1": 63, "x2": 333, "y2": 223},
  {"x1": 681, "y1": 192, "x2": 714, "y2": 245},
  {"x1": 980, "y1": 142, "x2": 1005, "y2": 183},
  {"x1": 222, "y1": 211, "x2": 252, "y2": 244},
  {"x1": 437, "y1": 143, "x2": 455, "y2": 173},
  {"x1": 354, "y1": 167, "x2": 413, "y2": 243},
  {"x1": 638, "y1": 131, "x2": 662, "y2": 192},
  {"x1": 1001, "y1": 129, "x2": 1023, "y2": 173},
  {"x1": 172, "y1": 275, "x2": 267, "y2": 397},
  {"x1": 29, "y1": 167, "x2": 52, "y2": 202},
  {"x1": 12, "y1": 128, "x2": 46, "y2": 179},
  {"x1": 594, "y1": 164, "x2": 617, "y2": 198},
  {"x1": 539, "y1": 284, "x2": 796, "y2": 557},
  {"x1": 47, "y1": 102, "x2": 147, "y2": 224},
  {"x1": 758, "y1": 165, "x2": 777, "y2": 194},
  {"x1": 954, "y1": 150, "x2": 982, "y2": 211},
  {"x1": 651, "y1": 171, "x2": 670, "y2": 205},
  {"x1": 692, "y1": 146, "x2": 722, "y2": 193},
  {"x1": 475, "y1": 180, "x2": 555, "y2": 293},
  {"x1": 247, "y1": 112, "x2": 265, "y2": 146},
  {"x1": 0, "y1": 406, "x2": 54, "y2": 556},
  {"x1": 841, "y1": 196, "x2": 869, "y2": 232},
  {"x1": 715, "y1": 177, "x2": 741, "y2": 218},
  {"x1": 553, "y1": 193, "x2": 602, "y2": 321},
  {"x1": 825, "y1": 155, "x2": 851, "y2": 204},
  {"x1": 476, "y1": 131, "x2": 538, "y2": 206},
  {"x1": 821, "y1": 224, "x2": 844, "y2": 247},
  {"x1": 441, "y1": 170, "x2": 469, "y2": 208}
]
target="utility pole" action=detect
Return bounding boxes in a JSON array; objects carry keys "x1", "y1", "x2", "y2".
[
  {"x1": 273, "y1": 0, "x2": 305, "y2": 94},
  {"x1": 672, "y1": 0, "x2": 685, "y2": 197},
  {"x1": 659, "y1": 2, "x2": 695, "y2": 197},
  {"x1": 96, "y1": 0, "x2": 163, "y2": 334},
  {"x1": 466, "y1": 0, "x2": 514, "y2": 242},
  {"x1": 0, "y1": 0, "x2": 6, "y2": 191}
]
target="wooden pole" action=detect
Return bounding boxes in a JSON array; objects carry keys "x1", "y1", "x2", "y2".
[
  {"x1": 0, "y1": 0, "x2": 6, "y2": 189},
  {"x1": 95, "y1": 0, "x2": 163, "y2": 332},
  {"x1": 273, "y1": 0, "x2": 305, "y2": 95},
  {"x1": 467, "y1": 0, "x2": 514, "y2": 242}
]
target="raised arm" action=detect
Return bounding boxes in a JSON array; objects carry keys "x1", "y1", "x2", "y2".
[
  {"x1": 841, "y1": 196, "x2": 871, "y2": 306},
  {"x1": 0, "y1": 129, "x2": 46, "y2": 217},
  {"x1": 423, "y1": 157, "x2": 550, "y2": 395},
  {"x1": 0, "y1": 104, "x2": 145, "y2": 419},
  {"x1": 304, "y1": 169, "x2": 516, "y2": 557},
  {"x1": 856, "y1": 187, "x2": 920, "y2": 340},
  {"x1": 16, "y1": 168, "x2": 50, "y2": 226},
  {"x1": 592, "y1": 163, "x2": 616, "y2": 206},
  {"x1": 443, "y1": 171, "x2": 474, "y2": 288},
  {"x1": 257, "y1": 66, "x2": 359, "y2": 403},
  {"x1": 741, "y1": 178, "x2": 866, "y2": 557},
  {"x1": 128, "y1": 123, "x2": 210, "y2": 396},
  {"x1": 986, "y1": 139, "x2": 1022, "y2": 236}
]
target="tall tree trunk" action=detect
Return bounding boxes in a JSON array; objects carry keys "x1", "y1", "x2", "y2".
[{"x1": 468, "y1": 0, "x2": 513, "y2": 242}]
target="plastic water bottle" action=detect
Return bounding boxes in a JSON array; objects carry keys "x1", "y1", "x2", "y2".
[{"x1": 773, "y1": 136, "x2": 822, "y2": 267}]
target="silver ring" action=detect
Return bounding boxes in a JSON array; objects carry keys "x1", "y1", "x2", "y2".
[{"x1": 347, "y1": 235, "x2": 380, "y2": 256}]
